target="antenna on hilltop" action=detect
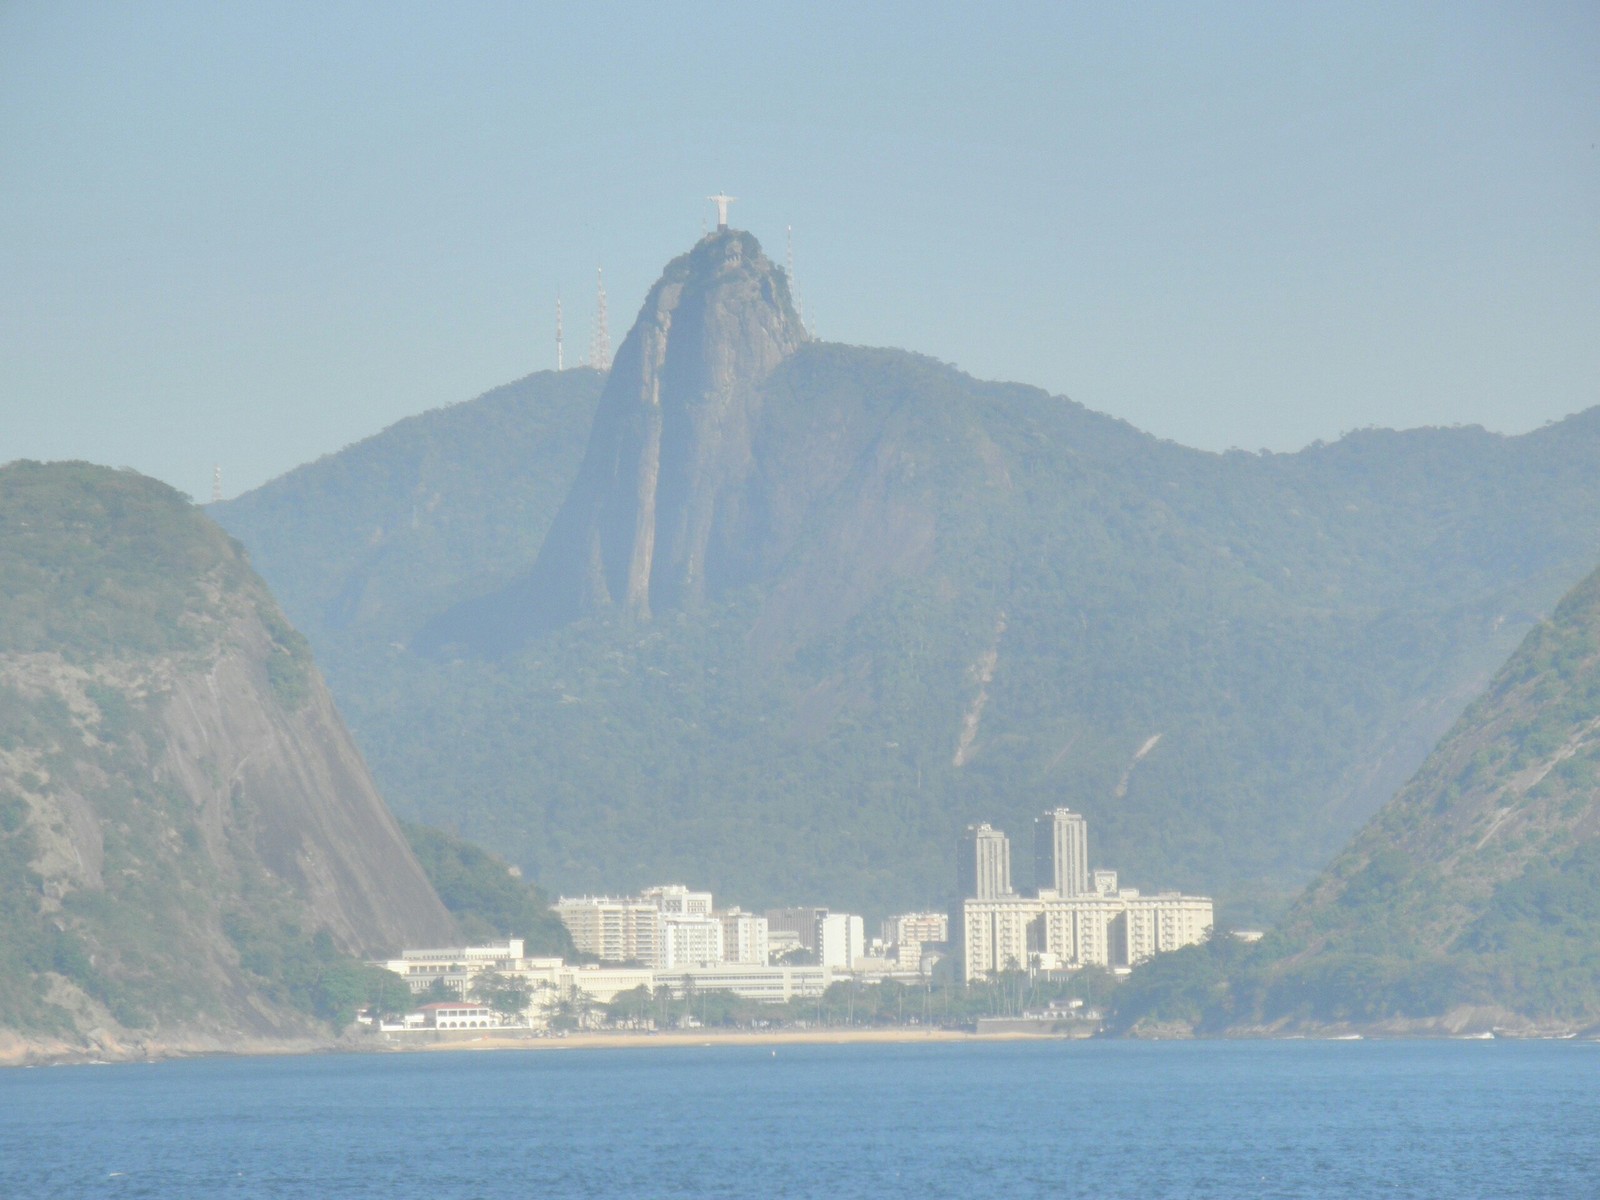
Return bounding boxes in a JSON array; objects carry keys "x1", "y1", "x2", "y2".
[
  {"x1": 211, "y1": 464, "x2": 222, "y2": 504},
  {"x1": 556, "y1": 295, "x2": 564, "y2": 371},
  {"x1": 589, "y1": 267, "x2": 611, "y2": 371}
]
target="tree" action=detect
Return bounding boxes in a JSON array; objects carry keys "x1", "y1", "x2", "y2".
[
  {"x1": 421, "y1": 976, "x2": 458, "y2": 1003},
  {"x1": 606, "y1": 984, "x2": 655, "y2": 1027},
  {"x1": 471, "y1": 971, "x2": 532, "y2": 1022},
  {"x1": 313, "y1": 963, "x2": 414, "y2": 1030}
]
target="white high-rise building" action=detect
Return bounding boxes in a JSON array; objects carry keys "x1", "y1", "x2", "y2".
[
  {"x1": 555, "y1": 897, "x2": 662, "y2": 964},
  {"x1": 641, "y1": 884, "x2": 714, "y2": 916},
  {"x1": 719, "y1": 909, "x2": 770, "y2": 965},
  {"x1": 659, "y1": 913, "x2": 724, "y2": 968},
  {"x1": 1034, "y1": 808, "x2": 1090, "y2": 896},
  {"x1": 817, "y1": 913, "x2": 865, "y2": 971},
  {"x1": 958, "y1": 823, "x2": 1012, "y2": 900},
  {"x1": 957, "y1": 811, "x2": 1212, "y2": 981}
]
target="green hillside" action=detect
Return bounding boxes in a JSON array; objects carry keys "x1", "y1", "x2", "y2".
[
  {"x1": 1112, "y1": 562, "x2": 1600, "y2": 1034},
  {"x1": 219, "y1": 367, "x2": 604, "y2": 649},
  {"x1": 400, "y1": 822, "x2": 576, "y2": 956},
  {"x1": 215, "y1": 349, "x2": 1600, "y2": 926},
  {"x1": 0, "y1": 462, "x2": 458, "y2": 1053}
]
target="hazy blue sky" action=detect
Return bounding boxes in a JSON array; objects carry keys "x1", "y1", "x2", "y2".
[{"x1": 3, "y1": 1, "x2": 1596, "y2": 500}]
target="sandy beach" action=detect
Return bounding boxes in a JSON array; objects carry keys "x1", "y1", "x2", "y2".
[{"x1": 389, "y1": 1026, "x2": 1070, "y2": 1054}]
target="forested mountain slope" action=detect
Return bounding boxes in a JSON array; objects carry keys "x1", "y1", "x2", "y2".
[
  {"x1": 1265, "y1": 560, "x2": 1600, "y2": 1024},
  {"x1": 0, "y1": 463, "x2": 456, "y2": 1061},
  {"x1": 214, "y1": 232, "x2": 1600, "y2": 924},
  {"x1": 1112, "y1": 560, "x2": 1600, "y2": 1034}
]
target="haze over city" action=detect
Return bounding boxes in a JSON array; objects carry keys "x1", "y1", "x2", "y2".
[
  {"x1": 3, "y1": 1, "x2": 1596, "y2": 500},
  {"x1": 6, "y1": 8, "x2": 1600, "y2": 1193}
]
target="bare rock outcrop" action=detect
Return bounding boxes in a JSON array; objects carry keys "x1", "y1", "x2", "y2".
[
  {"x1": 0, "y1": 462, "x2": 455, "y2": 1057},
  {"x1": 540, "y1": 228, "x2": 806, "y2": 622}
]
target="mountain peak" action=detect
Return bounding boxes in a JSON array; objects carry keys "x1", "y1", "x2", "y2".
[{"x1": 436, "y1": 232, "x2": 807, "y2": 646}]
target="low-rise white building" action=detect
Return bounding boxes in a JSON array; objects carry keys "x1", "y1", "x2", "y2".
[
  {"x1": 660, "y1": 963, "x2": 832, "y2": 1003},
  {"x1": 380, "y1": 940, "x2": 542, "y2": 995},
  {"x1": 417, "y1": 1001, "x2": 499, "y2": 1029},
  {"x1": 961, "y1": 891, "x2": 1212, "y2": 981},
  {"x1": 1117, "y1": 892, "x2": 1215, "y2": 964}
]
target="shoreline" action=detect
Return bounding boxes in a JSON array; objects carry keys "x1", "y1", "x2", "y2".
[
  {"x1": 389, "y1": 1027, "x2": 1066, "y2": 1054},
  {"x1": 0, "y1": 1025, "x2": 1070, "y2": 1069},
  {"x1": 6, "y1": 1022, "x2": 1597, "y2": 1068}
]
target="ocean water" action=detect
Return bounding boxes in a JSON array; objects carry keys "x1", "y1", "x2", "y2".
[{"x1": 1, "y1": 1039, "x2": 1596, "y2": 1198}]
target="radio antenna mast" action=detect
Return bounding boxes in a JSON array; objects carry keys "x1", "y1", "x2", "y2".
[
  {"x1": 211, "y1": 464, "x2": 222, "y2": 504},
  {"x1": 556, "y1": 296, "x2": 564, "y2": 371}
]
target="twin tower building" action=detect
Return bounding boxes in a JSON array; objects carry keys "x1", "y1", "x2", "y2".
[{"x1": 955, "y1": 809, "x2": 1213, "y2": 981}]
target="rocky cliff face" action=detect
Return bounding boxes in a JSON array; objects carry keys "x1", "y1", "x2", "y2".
[
  {"x1": 154, "y1": 612, "x2": 457, "y2": 954},
  {"x1": 0, "y1": 462, "x2": 455, "y2": 1057},
  {"x1": 451, "y1": 230, "x2": 805, "y2": 641}
]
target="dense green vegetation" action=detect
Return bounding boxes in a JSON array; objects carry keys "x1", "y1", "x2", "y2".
[
  {"x1": 1458, "y1": 840, "x2": 1600, "y2": 1018},
  {"x1": 1118, "y1": 562, "x2": 1600, "y2": 1031},
  {"x1": 211, "y1": 369, "x2": 604, "y2": 650},
  {"x1": 0, "y1": 461, "x2": 254, "y2": 660},
  {"x1": 401, "y1": 822, "x2": 576, "y2": 957},
  {"x1": 0, "y1": 629, "x2": 407, "y2": 1037},
  {"x1": 214, "y1": 350, "x2": 1600, "y2": 927},
  {"x1": 0, "y1": 462, "x2": 452, "y2": 1043},
  {"x1": 0, "y1": 791, "x2": 80, "y2": 1035},
  {"x1": 589, "y1": 967, "x2": 1119, "y2": 1033},
  {"x1": 224, "y1": 914, "x2": 412, "y2": 1029}
]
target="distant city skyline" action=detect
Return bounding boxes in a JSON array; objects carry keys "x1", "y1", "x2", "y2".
[{"x1": 3, "y1": 2, "x2": 1596, "y2": 501}]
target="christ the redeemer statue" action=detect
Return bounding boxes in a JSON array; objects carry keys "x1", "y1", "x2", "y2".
[{"x1": 709, "y1": 193, "x2": 736, "y2": 230}]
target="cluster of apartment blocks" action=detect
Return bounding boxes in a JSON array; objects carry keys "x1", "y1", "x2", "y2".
[
  {"x1": 374, "y1": 809, "x2": 1209, "y2": 1016},
  {"x1": 553, "y1": 884, "x2": 950, "y2": 976},
  {"x1": 378, "y1": 939, "x2": 840, "y2": 1013},
  {"x1": 957, "y1": 808, "x2": 1213, "y2": 981},
  {"x1": 375, "y1": 893, "x2": 952, "y2": 1016}
]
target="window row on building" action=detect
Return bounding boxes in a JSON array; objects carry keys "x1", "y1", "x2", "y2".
[
  {"x1": 960, "y1": 892, "x2": 1214, "y2": 980},
  {"x1": 957, "y1": 809, "x2": 1212, "y2": 979}
]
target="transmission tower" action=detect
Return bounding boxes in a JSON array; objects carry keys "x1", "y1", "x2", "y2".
[
  {"x1": 211, "y1": 464, "x2": 222, "y2": 504},
  {"x1": 589, "y1": 267, "x2": 611, "y2": 371},
  {"x1": 556, "y1": 296, "x2": 564, "y2": 371}
]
